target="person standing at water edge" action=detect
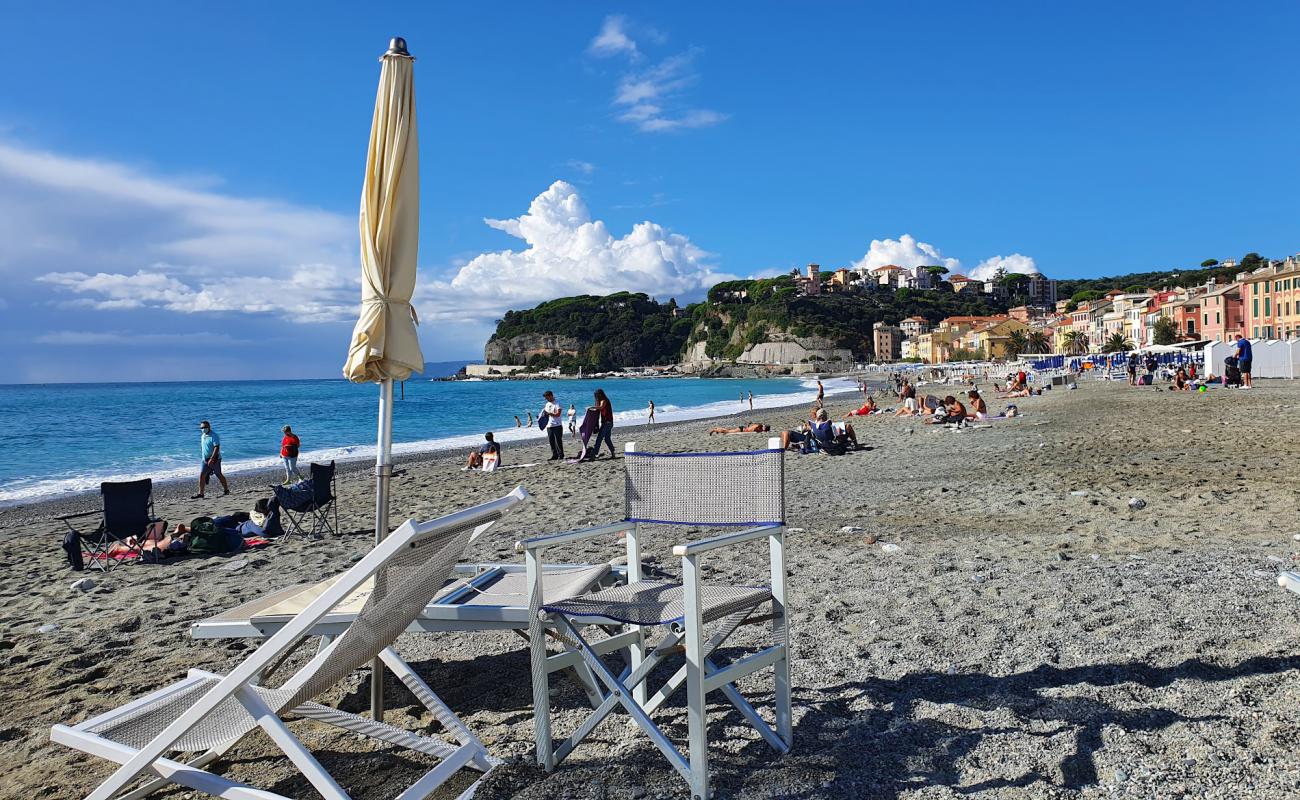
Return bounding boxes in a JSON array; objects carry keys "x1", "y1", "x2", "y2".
[
  {"x1": 591, "y1": 388, "x2": 616, "y2": 459},
  {"x1": 816, "y1": 379, "x2": 825, "y2": 407},
  {"x1": 1233, "y1": 334, "x2": 1253, "y2": 389},
  {"x1": 567, "y1": 403, "x2": 577, "y2": 437},
  {"x1": 542, "y1": 390, "x2": 565, "y2": 460},
  {"x1": 647, "y1": 399, "x2": 656, "y2": 424},
  {"x1": 192, "y1": 420, "x2": 229, "y2": 499},
  {"x1": 279, "y1": 425, "x2": 303, "y2": 483},
  {"x1": 748, "y1": 391, "x2": 754, "y2": 411}
]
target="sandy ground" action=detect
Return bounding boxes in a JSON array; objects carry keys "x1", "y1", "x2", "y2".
[{"x1": 3, "y1": 379, "x2": 1300, "y2": 799}]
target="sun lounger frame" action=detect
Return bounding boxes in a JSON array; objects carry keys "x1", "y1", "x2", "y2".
[{"x1": 51, "y1": 487, "x2": 529, "y2": 800}]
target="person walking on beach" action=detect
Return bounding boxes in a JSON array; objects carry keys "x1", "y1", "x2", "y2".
[
  {"x1": 192, "y1": 420, "x2": 229, "y2": 499},
  {"x1": 1126, "y1": 353, "x2": 1138, "y2": 386},
  {"x1": 542, "y1": 390, "x2": 565, "y2": 460},
  {"x1": 591, "y1": 388, "x2": 616, "y2": 459},
  {"x1": 526, "y1": 410, "x2": 533, "y2": 427},
  {"x1": 514, "y1": 415, "x2": 522, "y2": 428},
  {"x1": 280, "y1": 425, "x2": 303, "y2": 483},
  {"x1": 816, "y1": 379, "x2": 825, "y2": 407},
  {"x1": 567, "y1": 403, "x2": 577, "y2": 437},
  {"x1": 647, "y1": 399, "x2": 656, "y2": 424},
  {"x1": 748, "y1": 390, "x2": 754, "y2": 411},
  {"x1": 1233, "y1": 334, "x2": 1253, "y2": 388}
]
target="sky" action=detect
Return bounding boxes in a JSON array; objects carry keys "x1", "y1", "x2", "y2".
[{"x1": 1, "y1": 2, "x2": 1298, "y2": 383}]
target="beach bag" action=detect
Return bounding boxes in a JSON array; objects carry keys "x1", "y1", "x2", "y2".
[
  {"x1": 537, "y1": 412, "x2": 548, "y2": 430},
  {"x1": 187, "y1": 517, "x2": 227, "y2": 555},
  {"x1": 63, "y1": 531, "x2": 84, "y2": 571}
]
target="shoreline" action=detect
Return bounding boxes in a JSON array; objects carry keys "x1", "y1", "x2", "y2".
[{"x1": 0, "y1": 380, "x2": 880, "y2": 529}]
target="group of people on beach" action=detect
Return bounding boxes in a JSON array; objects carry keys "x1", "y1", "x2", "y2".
[{"x1": 189, "y1": 421, "x2": 306, "y2": 501}]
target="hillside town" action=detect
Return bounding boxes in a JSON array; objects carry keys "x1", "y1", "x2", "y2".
[{"x1": 839, "y1": 255, "x2": 1300, "y2": 363}]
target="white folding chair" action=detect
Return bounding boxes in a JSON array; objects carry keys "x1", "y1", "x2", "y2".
[
  {"x1": 522, "y1": 440, "x2": 791, "y2": 800},
  {"x1": 51, "y1": 486, "x2": 529, "y2": 800}
]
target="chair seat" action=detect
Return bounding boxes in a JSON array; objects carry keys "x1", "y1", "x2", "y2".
[
  {"x1": 542, "y1": 580, "x2": 771, "y2": 626},
  {"x1": 83, "y1": 672, "x2": 296, "y2": 753}
]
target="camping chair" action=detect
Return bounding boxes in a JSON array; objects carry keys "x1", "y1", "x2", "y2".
[
  {"x1": 57, "y1": 479, "x2": 157, "y2": 571},
  {"x1": 274, "y1": 460, "x2": 338, "y2": 540},
  {"x1": 522, "y1": 439, "x2": 791, "y2": 800},
  {"x1": 51, "y1": 486, "x2": 529, "y2": 800}
]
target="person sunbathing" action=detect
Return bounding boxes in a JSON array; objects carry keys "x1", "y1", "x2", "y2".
[
  {"x1": 844, "y1": 397, "x2": 877, "y2": 418},
  {"x1": 966, "y1": 390, "x2": 988, "y2": 420},
  {"x1": 1174, "y1": 368, "x2": 1190, "y2": 391},
  {"x1": 998, "y1": 385, "x2": 1031, "y2": 398},
  {"x1": 709, "y1": 423, "x2": 771, "y2": 435}
]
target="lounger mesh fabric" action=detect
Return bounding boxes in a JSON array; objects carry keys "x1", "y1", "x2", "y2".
[
  {"x1": 541, "y1": 580, "x2": 772, "y2": 626},
  {"x1": 456, "y1": 565, "x2": 610, "y2": 607},
  {"x1": 85, "y1": 511, "x2": 499, "y2": 753},
  {"x1": 624, "y1": 448, "x2": 784, "y2": 526}
]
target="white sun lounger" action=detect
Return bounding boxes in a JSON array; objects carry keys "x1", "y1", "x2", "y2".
[
  {"x1": 1279, "y1": 571, "x2": 1300, "y2": 597},
  {"x1": 51, "y1": 487, "x2": 529, "y2": 800}
]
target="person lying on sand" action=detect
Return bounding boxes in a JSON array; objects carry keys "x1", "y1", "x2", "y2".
[
  {"x1": 844, "y1": 397, "x2": 877, "y2": 418},
  {"x1": 709, "y1": 423, "x2": 771, "y2": 435},
  {"x1": 1174, "y1": 368, "x2": 1190, "y2": 391},
  {"x1": 966, "y1": 390, "x2": 988, "y2": 420}
]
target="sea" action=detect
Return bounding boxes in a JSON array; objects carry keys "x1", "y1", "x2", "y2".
[{"x1": 0, "y1": 374, "x2": 861, "y2": 507}]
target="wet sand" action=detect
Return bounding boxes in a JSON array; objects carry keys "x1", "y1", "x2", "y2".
[{"x1": 2, "y1": 379, "x2": 1299, "y2": 799}]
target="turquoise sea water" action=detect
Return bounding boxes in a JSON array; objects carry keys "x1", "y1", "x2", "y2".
[{"x1": 0, "y1": 375, "x2": 857, "y2": 506}]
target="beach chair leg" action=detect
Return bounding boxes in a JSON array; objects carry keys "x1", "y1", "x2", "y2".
[
  {"x1": 239, "y1": 687, "x2": 350, "y2": 800},
  {"x1": 379, "y1": 647, "x2": 491, "y2": 769},
  {"x1": 769, "y1": 527, "x2": 793, "y2": 748},
  {"x1": 682, "y1": 554, "x2": 711, "y2": 800}
]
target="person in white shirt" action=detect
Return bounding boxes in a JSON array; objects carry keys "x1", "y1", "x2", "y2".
[
  {"x1": 542, "y1": 390, "x2": 565, "y2": 461},
  {"x1": 567, "y1": 404, "x2": 577, "y2": 436}
]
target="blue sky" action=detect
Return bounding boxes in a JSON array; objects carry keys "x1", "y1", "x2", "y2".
[{"x1": 1, "y1": 2, "x2": 1297, "y2": 382}]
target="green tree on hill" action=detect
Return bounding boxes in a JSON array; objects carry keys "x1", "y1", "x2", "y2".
[
  {"x1": 1201, "y1": 259, "x2": 1219, "y2": 267},
  {"x1": 1240, "y1": 252, "x2": 1266, "y2": 270}
]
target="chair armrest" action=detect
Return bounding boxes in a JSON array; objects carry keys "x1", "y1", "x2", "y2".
[
  {"x1": 56, "y1": 509, "x2": 100, "y2": 522},
  {"x1": 673, "y1": 523, "x2": 783, "y2": 556},
  {"x1": 516, "y1": 521, "x2": 636, "y2": 553}
]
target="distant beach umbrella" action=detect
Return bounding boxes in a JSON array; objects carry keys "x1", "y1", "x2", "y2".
[{"x1": 342, "y1": 36, "x2": 422, "y2": 722}]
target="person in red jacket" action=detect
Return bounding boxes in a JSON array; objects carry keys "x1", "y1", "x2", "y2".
[{"x1": 280, "y1": 425, "x2": 303, "y2": 483}]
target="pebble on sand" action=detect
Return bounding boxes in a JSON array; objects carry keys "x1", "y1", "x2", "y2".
[
  {"x1": 70, "y1": 578, "x2": 95, "y2": 592},
  {"x1": 1129, "y1": 497, "x2": 1147, "y2": 510}
]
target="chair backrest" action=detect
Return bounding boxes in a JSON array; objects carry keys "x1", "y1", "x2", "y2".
[
  {"x1": 279, "y1": 486, "x2": 528, "y2": 710},
  {"x1": 100, "y1": 479, "x2": 153, "y2": 538},
  {"x1": 309, "y1": 461, "x2": 335, "y2": 504},
  {"x1": 623, "y1": 441, "x2": 784, "y2": 527}
]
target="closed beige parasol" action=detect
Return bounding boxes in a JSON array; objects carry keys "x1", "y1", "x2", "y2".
[{"x1": 344, "y1": 38, "x2": 423, "y2": 382}]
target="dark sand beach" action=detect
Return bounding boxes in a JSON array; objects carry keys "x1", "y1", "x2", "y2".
[{"x1": 2, "y1": 379, "x2": 1299, "y2": 799}]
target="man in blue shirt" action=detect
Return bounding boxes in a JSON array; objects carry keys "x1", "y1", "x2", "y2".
[
  {"x1": 1233, "y1": 334, "x2": 1253, "y2": 389},
  {"x1": 193, "y1": 420, "x2": 230, "y2": 499}
]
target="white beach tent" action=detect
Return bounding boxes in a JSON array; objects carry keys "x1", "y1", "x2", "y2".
[
  {"x1": 1203, "y1": 338, "x2": 1300, "y2": 379},
  {"x1": 342, "y1": 37, "x2": 423, "y2": 720}
]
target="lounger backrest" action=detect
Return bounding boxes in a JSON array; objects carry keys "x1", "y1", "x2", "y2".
[
  {"x1": 310, "y1": 461, "x2": 335, "y2": 505},
  {"x1": 100, "y1": 479, "x2": 153, "y2": 539},
  {"x1": 623, "y1": 445, "x2": 784, "y2": 527},
  {"x1": 281, "y1": 493, "x2": 516, "y2": 710}
]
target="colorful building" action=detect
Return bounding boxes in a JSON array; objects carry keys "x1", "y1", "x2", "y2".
[
  {"x1": 1197, "y1": 282, "x2": 1244, "y2": 343},
  {"x1": 1240, "y1": 260, "x2": 1300, "y2": 339}
]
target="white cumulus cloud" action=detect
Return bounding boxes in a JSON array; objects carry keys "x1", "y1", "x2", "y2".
[
  {"x1": 852, "y1": 234, "x2": 961, "y2": 272},
  {"x1": 415, "y1": 181, "x2": 730, "y2": 323},
  {"x1": 969, "y1": 253, "x2": 1040, "y2": 281}
]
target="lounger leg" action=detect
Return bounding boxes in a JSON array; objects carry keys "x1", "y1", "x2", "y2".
[
  {"x1": 682, "y1": 554, "x2": 710, "y2": 800},
  {"x1": 379, "y1": 647, "x2": 492, "y2": 771},
  {"x1": 526, "y1": 548, "x2": 555, "y2": 771},
  {"x1": 239, "y1": 688, "x2": 350, "y2": 800},
  {"x1": 626, "y1": 522, "x2": 648, "y2": 706}
]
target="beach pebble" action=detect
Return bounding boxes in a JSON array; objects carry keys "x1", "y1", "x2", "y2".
[
  {"x1": 840, "y1": 525, "x2": 863, "y2": 533},
  {"x1": 221, "y1": 559, "x2": 249, "y2": 572},
  {"x1": 37, "y1": 623, "x2": 59, "y2": 634},
  {"x1": 1128, "y1": 497, "x2": 1147, "y2": 510},
  {"x1": 1070, "y1": 490, "x2": 1089, "y2": 496},
  {"x1": 863, "y1": 533, "x2": 878, "y2": 545},
  {"x1": 786, "y1": 527, "x2": 805, "y2": 533},
  {"x1": 880, "y1": 543, "x2": 901, "y2": 554},
  {"x1": 1292, "y1": 534, "x2": 1300, "y2": 542},
  {"x1": 70, "y1": 578, "x2": 95, "y2": 592},
  {"x1": 1253, "y1": 570, "x2": 1274, "y2": 578}
]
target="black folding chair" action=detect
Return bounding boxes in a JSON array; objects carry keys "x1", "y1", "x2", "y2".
[
  {"x1": 58, "y1": 479, "x2": 157, "y2": 571},
  {"x1": 273, "y1": 461, "x2": 338, "y2": 540}
]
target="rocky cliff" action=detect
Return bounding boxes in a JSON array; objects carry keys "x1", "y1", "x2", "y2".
[{"x1": 484, "y1": 333, "x2": 582, "y2": 365}]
